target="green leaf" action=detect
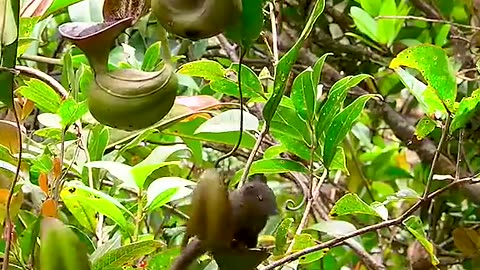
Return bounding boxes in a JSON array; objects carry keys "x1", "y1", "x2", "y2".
[
  {"x1": 85, "y1": 161, "x2": 137, "y2": 191},
  {"x1": 263, "y1": 0, "x2": 325, "y2": 124},
  {"x1": 307, "y1": 220, "x2": 364, "y2": 252},
  {"x1": 274, "y1": 218, "x2": 294, "y2": 255},
  {"x1": 164, "y1": 117, "x2": 257, "y2": 149},
  {"x1": 377, "y1": 0, "x2": 398, "y2": 46},
  {"x1": 224, "y1": 0, "x2": 265, "y2": 48},
  {"x1": 132, "y1": 145, "x2": 190, "y2": 188},
  {"x1": 61, "y1": 47, "x2": 75, "y2": 93},
  {"x1": 359, "y1": 0, "x2": 382, "y2": 16},
  {"x1": 230, "y1": 63, "x2": 265, "y2": 98},
  {"x1": 415, "y1": 117, "x2": 437, "y2": 140},
  {"x1": 231, "y1": 158, "x2": 308, "y2": 187},
  {"x1": 323, "y1": 94, "x2": 377, "y2": 168},
  {"x1": 350, "y1": 7, "x2": 379, "y2": 42},
  {"x1": 18, "y1": 215, "x2": 41, "y2": 262},
  {"x1": 330, "y1": 147, "x2": 347, "y2": 172},
  {"x1": 272, "y1": 105, "x2": 310, "y2": 142},
  {"x1": 64, "y1": 181, "x2": 134, "y2": 218},
  {"x1": 16, "y1": 78, "x2": 62, "y2": 113},
  {"x1": 291, "y1": 67, "x2": 315, "y2": 122},
  {"x1": 60, "y1": 187, "x2": 98, "y2": 234},
  {"x1": 148, "y1": 248, "x2": 181, "y2": 269},
  {"x1": 44, "y1": 0, "x2": 83, "y2": 19},
  {"x1": 57, "y1": 99, "x2": 88, "y2": 127},
  {"x1": 450, "y1": 88, "x2": 480, "y2": 132},
  {"x1": 390, "y1": 44, "x2": 456, "y2": 112},
  {"x1": 194, "y1": 109, "x2": 259, "y2": 134},
  {"x1": 178, "y1": 60, "x2": 226, "y2": 81},
  {"x1": 142, "y1": 41, "x2": 162, "y2": 71},
  {"x1": 434, "y1": 24, "x2": 451, "y2": 47},
  {"x1": 393, "y1": 67, "x2": 446, "y2": 117},
  {"x1": 312, "y1": 53, "x2": 332, "y2": 91},
  {"x1": 116, "y1": 128, "x2": 158, "y2": 157},
  {"x1": 93, "y1": 240, "x2": 163, "y2": 270},
  {"x1": 403, "y1": 216, "x2": 440, "y2": 266},
  {"x1": 0, "y1": 0, "x2": 17, "y2": 47},
  {"x1": 178, "y1": 60, "x2": 261, "y2": 98},
  {"x1": 18, "y1": 17, "x2": 39, "y2": 56},
  {"x1": 315, "y1": 74, "x2": 371, "y2": 139},
  {"x1": 291, "y1": 234, "x2": 328, "y2": 264},
  {"x1": 329, "y1": 193, "x2": 382, "y2": 219},
  {"x1": 40, "y1": 217, "x2": 91, "y2": 270},
  {"x1": 146, "y1": 177, "x2": 196, "y2": 211},
  {"x1": 87, "y1": 125, "x2": 109, "y2": 162}
]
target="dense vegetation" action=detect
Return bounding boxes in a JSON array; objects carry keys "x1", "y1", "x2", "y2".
[{"x1": 1, "y1": 0, "x2": 480, "y2": 269}]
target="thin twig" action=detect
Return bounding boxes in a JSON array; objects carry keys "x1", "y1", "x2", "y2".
[
  {"x1": 217, "y1": 34, "x2": 239, "y2": 62},
  {"x1": 455, "y1": 129, "x2": 464, "y2": 181},
  {"x1": 239, "y1": 125, "x2": 269, "y2": 187},
  {"x1": 268, "y1": 2, "x2": 279, "y2": 65},
  {"x1": 422, "y1": 115, "x2": 451, "y2": 199},
  {"x1": 20, "y1": 54, "x2": 62, "y2": 66}
]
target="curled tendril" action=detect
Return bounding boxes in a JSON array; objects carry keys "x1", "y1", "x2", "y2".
[
  {"x1": 285, "y1": 196, "x2": 306, "y2": 211},
  {"x1": 284, "y1": 174, "x2": 309, "y2": 211}
]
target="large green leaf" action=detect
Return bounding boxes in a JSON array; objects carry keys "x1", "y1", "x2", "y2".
[
  {"x1": 87, "y1": 125, "x2": 110, "y2": 162},
  {"x1": 57, "y1": 98, "x2": 88, "y2": 127},
  {"x1": 60, "y1": 186, "x2": 98, "y2": 234},
  {"x1": 450, "y1": 89, "x2": 480, "y2": 132},
  {"x1": 93, "y1": 240, "x2": 163, "y2": 270},
  {"x1": 231, "y1": 158, "x2": 308, "y2": 186},
  {"x1": 350, "y1": 7, "x2": 378, "y2": 43},
  {"x1": 131, "y1": 144, "x2": 191, "y2": 188},
  {"x1": 178, "y1": 60, "x2": 262, "y2": 98},
  {"x1": 315, "y1": 74, "x2": 371, "y2": 139},
  {"x1": 390, "y1": 44, "x2": 456, "y2": 112},
  {"x1": 194, "y1": 109, "x2": 259, "y2": 134},
  {"x1": 323, "y1": 94, "x2": 376, "y2": 168},
  {"x1": 62, "y1": 183, "x2": 134, "y2": 235},
  {"x1": 393, "y1": 67, "x2": 446, "y2": 117},
  {"x1": 291, "y1": 67, "x2": 315, "y2": 122},
  {"x1": 291, "y1": 234, "x2": 329, "y2": 264},
  {"x1": 403, "y1": 216, "x2": 440, "y2": 266},
  {"x1": 146, "y1": 177, "x2": 196, "y2": 211},
  {"x1": 40, "y1": 217, "x2": 91, "y2": 270},
  {"x1": 263, "y1": 0, "x2": 325, "y2": 124},
  {"x1": 308, "y1": 220, "x2": 364, "y2": 252},
  {"x1": 17, "y1": 78, "x2": 62, "y2": 113},
  {"x1": 274, "y1": 218, "x2": 294, "y2": 256},
  {"x1": 329, "y1": 193, "x2": 383, "y2": 219}
]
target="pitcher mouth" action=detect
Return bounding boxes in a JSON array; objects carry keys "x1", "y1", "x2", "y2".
[{"x1": 58, "y1": 17, "x2": 133, "y2": 41}]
